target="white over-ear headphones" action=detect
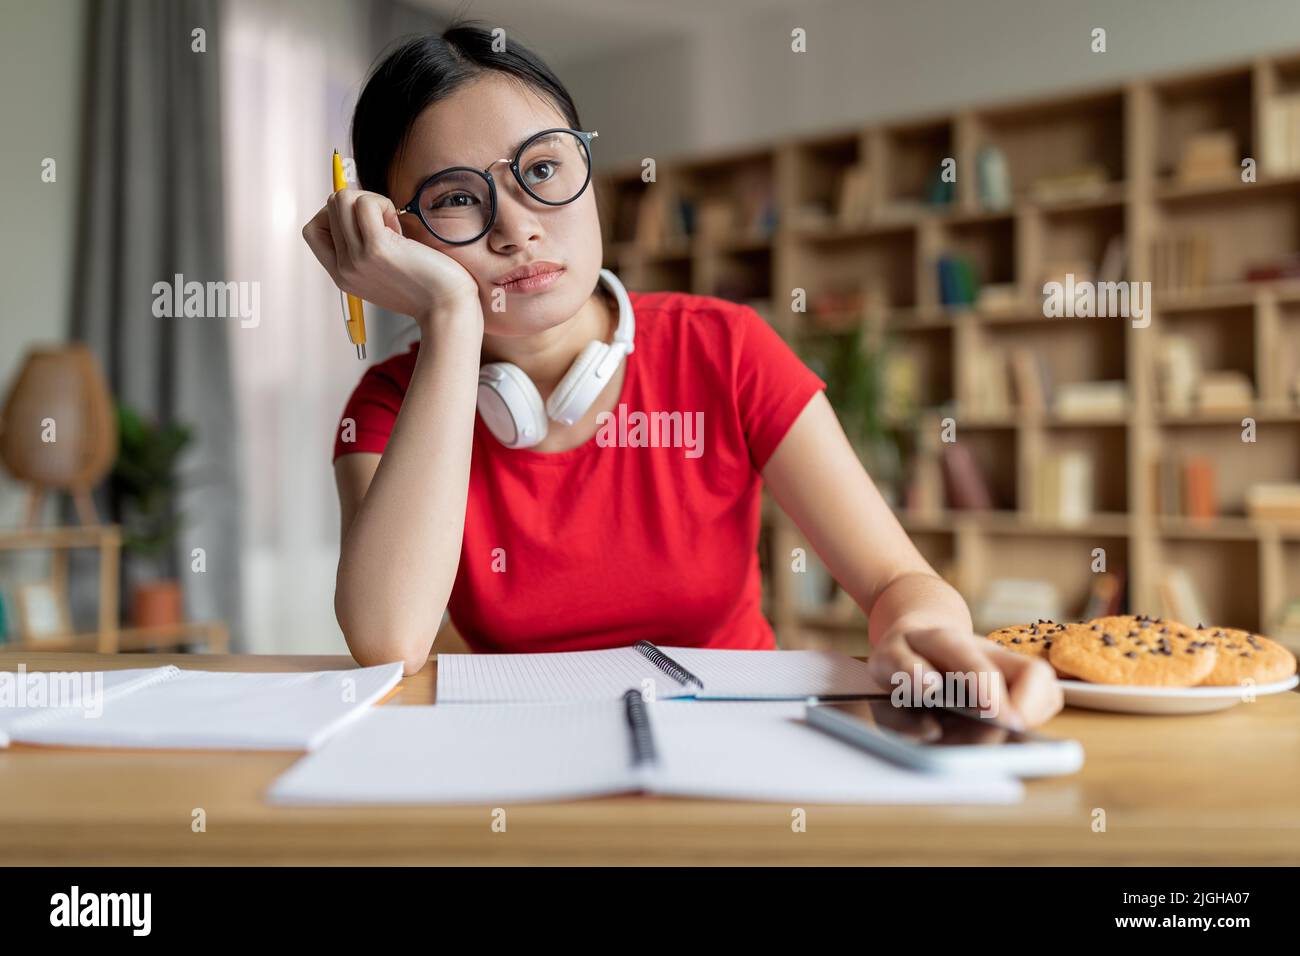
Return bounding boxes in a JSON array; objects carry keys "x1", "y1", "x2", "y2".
[{"x1": 476, "y1": 268, "x2": 635, "y2": 448}]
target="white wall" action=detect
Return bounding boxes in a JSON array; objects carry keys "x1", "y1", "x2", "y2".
[
  {"x1": 0, "y1": 0, "x2": 86, "y2": 528},
  {"x1": 561, "y1": 0, "x2": 1300, "y2": 168}
]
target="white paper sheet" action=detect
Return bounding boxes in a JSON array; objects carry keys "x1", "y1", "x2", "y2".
[
  {"x1": 9, "y1": 663, "x2": 403, "y2": 751},
  {"x1": 435, "y1": 646, "x2": 885, "y2": 703}
]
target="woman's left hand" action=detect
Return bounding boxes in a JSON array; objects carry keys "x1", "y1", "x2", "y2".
[{"x1": 865, "y1": 627, "x2": 1064, "y2": 729}]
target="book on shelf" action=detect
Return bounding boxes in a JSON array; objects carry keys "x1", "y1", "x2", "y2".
[
  {"x1": 975, "y1": 282, "x2": 1022, "y2": 315},
  {"x1": 1158, "y1": 566, "x2": 1210, "y2": 629},
  {"x1": 1029, "y1": 164, "x2": 1109, "y2": 203},
  {"x1": 1008, "y1": 347, "x2": 1051, "y2": 414},
  {"x1": 904, "y1": 413, "x2": 946, "y2": 517},
  {"x1": 1082, "y1": 570, "x2": 1126, "y2": 620},
  {"x1": 1097, "y1": 236, "x2": 1126, "y2": 285},
  {"x1": 940, "y1": 442, "x2": 994, "y2": 510},
  {"x1": 1150, "y1": 231, "x2": 1210, "y2": 292},
  {"x1": 973, "y1": 578, "x2": 1063, "y2": 633},
  {"x1": 1245, "y1": 482, "x2": 1300, "y2": 522},
  {"x1": 1151, "y1": 454, "x2": 1218, "y2": 519},
  {"x1": 1155, "y1": 333, "x2": 1200, "y2": 413},
  {"x1": 1261, "y1": 92, "x2": 1300, "y2": 177},
  {"x1": 881, "y1": 352, "x2": 921, "y2": 421},
  {"x1": 1029, "y1": 450, "x2": 1094, "y2": 526},
  {"x1": 1183, "y1": 457, "x2": 1217, "y2": 520},
  {"x1": 837, "y1": 163, "x2": 873, "y2": 225},
  {"x1": 1194, "y1": 370, "x2": 1254, "y2": 413},
  {"x1": 975, "y1": 145, "x2": 1012, "y2": 210},
  {"x1": 1175, "y1": 129, "x2": 1239, "y2": 184},
  {"x1": 936, "y1": 255, "x2": 979, "y2": 307},
  {"x1": 1052, "y1": 380, "x2": 1128, "y2": 419},
  {"x1": 968, "y1": 348, "x2": 1012, "y2": 417},
  {"x1": 1244, "y1": 252, "x2": 1300, "y2": 282}
]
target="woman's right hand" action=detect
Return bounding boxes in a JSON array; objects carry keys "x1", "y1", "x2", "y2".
[{"x1": 302, "y1": 188, "x2": 483, "y2": 331}]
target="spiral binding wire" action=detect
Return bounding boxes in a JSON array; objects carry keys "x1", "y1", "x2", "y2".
[
  {"x1": 634, "y1": 640, "x2": 704, "y2": 691},
  {"x1": 622, "y1": 688, "x2": 658, "y2": 767}
]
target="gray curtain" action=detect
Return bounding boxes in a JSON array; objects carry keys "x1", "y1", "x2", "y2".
[
  {"x1": 69, "y1": 0, "x2": 242, "y2": 649},
  {"x1": 362, "y1": 0, "x2": 448, "y2": 361}
]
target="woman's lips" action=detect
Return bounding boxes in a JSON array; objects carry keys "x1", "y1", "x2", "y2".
[{"x1": 498, "y1": 266, "x2": 564, "y2": 294}]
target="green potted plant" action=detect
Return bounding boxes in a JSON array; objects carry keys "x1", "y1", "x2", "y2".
[
  {"x1": 795, "y1": 323, "x2": 905, "y2": 502},
  {"x1": 110, "y1": 402, "x2": 193, "y2": 629}
]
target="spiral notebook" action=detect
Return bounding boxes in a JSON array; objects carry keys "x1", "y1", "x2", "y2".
[
  {"x1": 267, "y1": 693, "x2": 1023, "y2": 805},
  {"x1": 0, "y1": 663, "x2": 402, "y2": 751},
  {"x1": 436, "y1": 641, "x2": 885, "y2": 703}
]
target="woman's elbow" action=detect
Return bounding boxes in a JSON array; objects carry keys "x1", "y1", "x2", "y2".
[{"x1": 335, "y1": 599, "x2": 434, "y2": 676}]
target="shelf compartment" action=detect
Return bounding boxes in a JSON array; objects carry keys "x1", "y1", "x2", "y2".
[
  {"x1": 970, "y1": 531, "x2": 1130, "y2": 622},
  {"x1": 1154, "y1": 186, "x2": 1300, "y2": 288},
  {"x1": 1153, "y1": 303, "x2": 1257, "y2": 401},
  {"x1": 1156, "y1": 537, "x2": 1259, "y2": 631},
  {"x1": 939, "y1": 216, "x2": 1016, "y2": 295},
  {"x1": 787, "y1": 130, "x2": 864, "y2": 229},
  {"x1": 1156, "y1": 420, "x2": 1300, "y2": 517},
  {"x1": 973, "y1": 89, "x2": 1126, "y2": 201},
  {"x1": 879, "y1": 118, "x2": 954, "y2": 215},
  {"x1": 1152, "y1": 65, "x2": 1253, "y2": 186}
]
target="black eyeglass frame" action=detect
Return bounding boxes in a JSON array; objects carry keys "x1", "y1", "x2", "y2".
[{"x1": 398, "y1": 127, "x2": 598, "y2": 245}]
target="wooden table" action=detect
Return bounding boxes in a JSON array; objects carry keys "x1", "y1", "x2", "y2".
[{"x1": 1, "y1": 651, "x2": 1297, "y2": 865}]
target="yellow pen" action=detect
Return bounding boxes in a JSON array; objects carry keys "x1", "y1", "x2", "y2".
[{"x1": 332, "y1": 149, "x2": 367, "y2": 360}]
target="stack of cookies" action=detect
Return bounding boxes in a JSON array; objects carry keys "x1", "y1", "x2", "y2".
[{"x1": 985, "y1": 614, "x2": 1298, "y2": 687}]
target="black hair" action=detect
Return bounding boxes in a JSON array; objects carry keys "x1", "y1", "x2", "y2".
[{"x1": 350, "y1": 20, "x2": 583, "y2": 197}]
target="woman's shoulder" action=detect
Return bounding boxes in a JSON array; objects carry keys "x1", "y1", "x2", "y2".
[
  {"x1": 628, "y1": 289, "x2": 762, "y2": 322},
  {"x1": 627, "y1": 289, "x2": 769, "y2": 347}
]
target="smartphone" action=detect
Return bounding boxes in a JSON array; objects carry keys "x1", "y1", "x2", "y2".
[{"x1": 805, "y1": 699, "x2": 1084, "y2": 778}]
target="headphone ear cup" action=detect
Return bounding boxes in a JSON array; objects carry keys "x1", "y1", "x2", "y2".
[
  {"x1": 478, "y1": 362, "x2": 548, "y2": 448},
  {"x1": 546, "y1": 340, "x2": 610, "y2": 426}
]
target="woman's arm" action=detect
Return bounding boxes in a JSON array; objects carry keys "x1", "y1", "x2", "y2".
[
  {"x1": 303, "y1": 186, "x2": 487, "y2": 676},
  {"x1": 332, "y1": 310, "x2": 483, "y2": 675},
  {"x1": 761, "y1": 391, "x2": 1062, "y2": 727}
]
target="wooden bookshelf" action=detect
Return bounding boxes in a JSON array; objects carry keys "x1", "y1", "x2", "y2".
[{"x1": 598, "y1": 53, "x2": 1300, "y2": 656}]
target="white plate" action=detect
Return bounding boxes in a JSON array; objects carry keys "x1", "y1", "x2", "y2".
[{"x1": 1059, "y1": 674, "x2": 1299, "y2": 715}]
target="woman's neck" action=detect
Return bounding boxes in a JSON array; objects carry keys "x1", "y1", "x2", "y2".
[{"x1": 480, "y1": 287, "x2": 614, "y2": 396}]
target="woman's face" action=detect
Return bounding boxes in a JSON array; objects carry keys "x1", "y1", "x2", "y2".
[{"x1": 388, "y1": 73, "x2": 603, "y2": 337}]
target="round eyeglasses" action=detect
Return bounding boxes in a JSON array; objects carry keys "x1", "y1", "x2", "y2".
[{"x1": 398, "y1": 128, "x2": 597, "y2": 245}]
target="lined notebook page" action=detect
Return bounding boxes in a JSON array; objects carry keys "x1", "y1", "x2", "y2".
[
  {"x1": 267, "y1": 699, "x2": 1021, "y2": 806},
  {"x1": 436, "y1": 647, "x2": 689, "y2": 703},
  {"x1": 12, "y1": 663, "x2": 403, "y2": 751},
  {"x1": 665, "y1": 648, "x2": 886, "y2": 699},
  {"x1": 436, "y1": 647, "x2": 885, "y2": 702},
  {"x1": 267, "y1": 702, "x2": 637, "y2": 805},
  {"x1": 649, "y1": 701, "x2": 1023, "y2": 804},
  {"x1": 0, "y1": 667, "x2": 176, "y2": 747}
]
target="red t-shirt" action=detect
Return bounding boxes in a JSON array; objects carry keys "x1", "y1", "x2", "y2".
[{"x1": 332, "y1": 290, "x2": 826, "y2": 653}]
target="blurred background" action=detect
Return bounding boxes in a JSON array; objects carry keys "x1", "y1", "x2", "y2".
[{"x1": 3, "y1": 0, "x2": 1300, "y2": 658}]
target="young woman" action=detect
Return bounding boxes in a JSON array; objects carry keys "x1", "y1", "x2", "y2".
[{"x1": 303, "y1": 23, "x2": 1062, "y2": 727}]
